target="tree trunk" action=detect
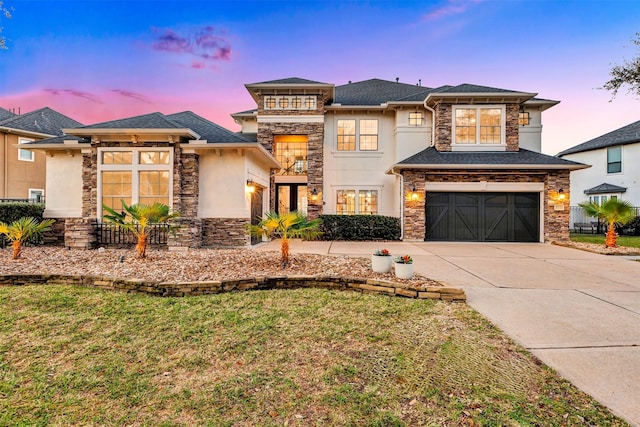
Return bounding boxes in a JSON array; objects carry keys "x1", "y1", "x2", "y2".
[
  {"x1": 605, "y1": 223, "x2": 618, "y2": 248},
  {"x1": 11, "y1": 241, "x2": 21, "y2": 260},
  {"x1": 281, "y1": 237, "x2": 289, "y2": 267},
  {"x1": 137, "y1": 233, "x2": 148, "y2": 258}
]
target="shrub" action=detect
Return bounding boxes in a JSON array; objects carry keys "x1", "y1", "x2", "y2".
[
  {"x1": 617, "y1": 215, "x2": 640, "y2": 236},
  {"x1": 319, "y1": 214, "x2": 401, "y2": 241},
  {"x1": 0, "y1": 202, "x2": 45, "y2": 224}
]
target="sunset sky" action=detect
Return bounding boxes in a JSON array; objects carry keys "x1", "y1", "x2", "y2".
[{"x1": 0, "y1": 0, "x2": 638, "y2": 154}]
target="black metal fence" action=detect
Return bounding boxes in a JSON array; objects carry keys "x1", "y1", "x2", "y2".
[
  {"x1": 570, "y1": 206, "x2": 640, "y2": 234},
  {"x1": 0, "y1": 234, "x2": 44, "y2": 249},
  {"x1": 0, "y1": 197, "x2": 45, "y2": 203},
  {"x1": 94, "y1": 222, "x2": 171, "y2": 246}
]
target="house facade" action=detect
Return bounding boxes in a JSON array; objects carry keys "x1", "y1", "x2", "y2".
[
  {"x1": 0, "y1": 107, "x2": 82, "y2": 201},
  {"x1": 27, "y1": 77, "x2": 585, "y2": 248},
  {"x1": 558, "y1": 119, "x2": 640, "y2": 209}
]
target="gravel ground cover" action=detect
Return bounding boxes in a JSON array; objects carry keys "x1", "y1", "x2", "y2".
[{"x1": 0, "y1": 247, "x2": 442, "y2": 289}]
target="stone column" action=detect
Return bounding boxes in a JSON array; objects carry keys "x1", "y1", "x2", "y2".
[{"x1": 402, "y1": 171, "x2": 426, "y2": 241}]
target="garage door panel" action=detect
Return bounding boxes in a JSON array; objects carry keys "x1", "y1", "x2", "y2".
[{"x1": 426, "y1": 192, "x2": 539, "y2": 242}]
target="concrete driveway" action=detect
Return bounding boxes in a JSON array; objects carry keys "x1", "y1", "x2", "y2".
[{"x1": 256, "y1": 240, "x2": 640, "y2": 426}]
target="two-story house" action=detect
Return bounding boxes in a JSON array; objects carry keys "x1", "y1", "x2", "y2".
[
  {"x1": 0, "y1": 107, "x2": 83, "y2": 201},
  {"x1": 25, "y1": 77, "x2": 585, "y2": 248}
]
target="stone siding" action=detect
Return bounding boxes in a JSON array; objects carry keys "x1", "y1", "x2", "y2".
[
  {"x1": 44, "y1": 218, "x2": 66, "y2": 246},
  {"x1": 257, "y1": 122, "x2": 324, "y2": 218},
  {"x1": 401, "y1": 169, "x2": 571, "y2": 243},
  {"x1": 0, "y1": 274, "x2": 466, "y2": 302},
  {"x1": 64, "y1": 217, "x2": 97, "y2": 249},
  {"x1": 202, "y1": 218, "x2": 250, "y2": 247}
]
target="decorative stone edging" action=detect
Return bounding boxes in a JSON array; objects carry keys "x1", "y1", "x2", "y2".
[{"x1": 0, "y1": 274, "x2": 466, "y2": 302}]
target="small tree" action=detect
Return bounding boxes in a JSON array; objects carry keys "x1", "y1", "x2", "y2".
[
  {"x1": 0, "y1": 217, "x2": 54, "y2": 259},
  {"x1": 579, "y1": 199, "x2": 636, "y2": 248},
  {"x1": 103, "y1": 200, "x2": 180, "y2": 258},
  {"x1": 603, "y1": 32, "x2": 640, "y2": 98},
  {"x1": 246, "y1": 211, "x2": 322, "y2": 267}
]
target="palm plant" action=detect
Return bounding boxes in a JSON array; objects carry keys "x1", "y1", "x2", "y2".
[
  {"x1": 246, "y1": 211, "x2": 322, "y2": 267},
  {"x1": 103, "y1": 200, "x2": 180, "y2": 258},
  {"x1": 579, "y1": 198, "x2": 636, "y2": 248},
  {"x1": 0, "y1": 217, "x2": 55, "y2": 259}
]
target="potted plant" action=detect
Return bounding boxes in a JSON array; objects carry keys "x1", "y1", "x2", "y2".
[
  {"x1": 371, "y1": 248, "x2": 393, "y2": 273},
  {"x1": 394, "y1": 254, "x2": 414, "y2": 279}
]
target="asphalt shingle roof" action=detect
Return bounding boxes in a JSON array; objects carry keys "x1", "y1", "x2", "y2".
[
  {"x1": 334, "y1": 79, "x2": 433, "y2": 105},
  {"x1": 0, "y1": 107, "x2": 83, "y2": 136},
  {"x1": 583, "y1": 183, "x2": 627, "y2": 195},
  {"x1": 430, "y1": 83, "x2": 528, "y2": 94},
  {"x1": 0, "y1": 107, "x2": 16, "y2": 121},
  {"x1": 397, "y1": 147, "x2": 584, "y2": 167},
  {"x1": 249, "y1": 77, "x2": 329, "y2": 85},
  {"x1": 78, "y1": 112, "x2": 182, "y2": 129},
  {"x1": 166, "y1": 111, "x2": 251, "y2": 143},
  {"x1": 23, "y1": 134, "x2": 89, "y2": 145},
  {"x1": 557, "y1": 119, "x2": 640, "y2": 156}
]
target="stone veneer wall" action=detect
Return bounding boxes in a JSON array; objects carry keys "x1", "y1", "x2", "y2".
[
  {"x1": 402, "y1": 169, "x2": 571, "y2": 243},
  {"x1": 202, "y1": 218, "x2": 250, "y2": 247},
  {"x1": 257, "y1": 121, "x2": 324, "y2": 218},
  {"x1": 44, "y1": 218, "x2": 66, "y2": 246},
  {"x1": 433, "y1": 102, "x2": 520, "y2": 152}
]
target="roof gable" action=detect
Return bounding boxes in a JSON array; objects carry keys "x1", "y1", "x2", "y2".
[
  {"x1": 166, "y1": 111, "x2": 250, "y2": 143},
  {"x1": 80, "y1": 112, "x2": 182, "y2": 129},
  {"x1": 558, "y1": 119, "x2": 640, "y2": 156},
  {"x1": 0, "y1": 107, "x2": 83, "y2": 136},
  {"x1": 334, "y1": 78, "x2": 432, "y2": 105},
  {"x1": 249, "y1": 77, "x2": 329, "y2": 85}
]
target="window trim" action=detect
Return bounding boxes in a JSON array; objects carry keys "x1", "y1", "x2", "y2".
[
  {"x1": 336, "y1": 118, "x2": 380, "y2": 152},
  {"x1": 28, "y1": 188, "x2": 44, "y2": 202},
  {"x1": 607, "y1": 146, "x2": 622, "y2": 174},
  {"x1": 97, "y1": 147, "x2": 174, "y2": 220},
  {"x1": 18, "y1": 137, "x2": 35, "y2": 162},
  {"x1": 452, "y1": 105, "x2": 506, "y2": 149}
]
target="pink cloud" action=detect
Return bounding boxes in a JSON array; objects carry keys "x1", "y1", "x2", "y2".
[
  {"x1": 110, "y1": 89, "x2": 152, "y2": 104},
  {"x1": 423, "y1": 0, "x2": 484, "y2": 22},
  {"x1": 44, "y1": 88, "x2": 102, "y2": 103},
  {"x1": 151, "y1": 25, "x2": 232, "y2": 67}
]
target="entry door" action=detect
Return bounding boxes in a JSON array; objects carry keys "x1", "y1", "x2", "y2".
[
  {"x1": 276, "y1": 184, "x2": 308, "y2": 215},
  {"x1": 250, "y1": 188, "x2": 263, "y2": 245}
]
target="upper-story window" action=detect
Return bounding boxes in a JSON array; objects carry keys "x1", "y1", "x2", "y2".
[
  {"x1": 519, "y1": 112, "x2": 530, "y2": 126},
  {"x1": 453, "y1": 106, "x2": 504, "y2": 145},
  {"x1": 337, "y1": 119, "x2": 379, "y2": 151},
  {"x1": 409, "y1": 112, "x2": 424, "y2": 126},
  {"x1": 18, "y1": 138, "x2": 35, "y2": 162},
  {"x1": 607, "y1": 146, "x2": 622, "y2": 174},
  {"x1": 274, "y1": 135, "x2": 308, "y2": 176},
  {"x1": 264, "y1": 96, "x2": 317, "y2": 111}
]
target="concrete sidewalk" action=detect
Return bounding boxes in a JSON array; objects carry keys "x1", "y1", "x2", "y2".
[{"x1": 255, "y1": 240, "x2": 640, "y2": 426}]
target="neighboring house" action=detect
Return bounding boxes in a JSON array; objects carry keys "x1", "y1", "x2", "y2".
[
  {"x1": 558, "y1": 120, "x2": 640, "y2": 212},
  {"x1": 26, "y1": 77, "x2": 585, "y2": 249},
  {"x1": 0, "y1": 107, "x2": 83, "y2": 201}
]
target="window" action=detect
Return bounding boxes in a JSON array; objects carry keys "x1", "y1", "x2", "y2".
[
  {"x1": 274, "y1": 135, "x2": 308, "y2": 176},
  {"x1": 304, "y1": 97, "x2": 316, "y2": 109},
  {"x1": 265, "y1": 97, "x2": 277, "y2": 109},
  {"x1": 519, "y1": 112, "x2": 530, "y2": 126},
  {"x1": 18, "y1": 138, "x2": 34, "y2": 161},
  {"x1": 278, "y1": 97, "x2": 289, "y2": 109},
  {"x1": 337, "y1": 120, "x2": 356, "y2": 151},
  {"x1": 28, "y1": 189, "x2": 44, "y2": 202},
  {"x1": 409, "y1": 112, "x2": 423, "y2": 126},
  {"x1": 291, "y1": 97, "x2": 302, "y2": 108},
  {"x1": 359, "y1": 120, "x2": 378, "y2": 151},
  {"x1": 453, "y1": 106, "x2": 504, "y2": 145},
  {"x1": 337, "y1": 119, "x2": 379, "y2": 151},
  {"x1": 607, "y1": 146, "x2": 622, "y2": 173},
  {"x1": 337, "y1": 190, "x2": 378, "y2": 215},
  {"x1": 98, "y1": 148, "x2": 172, "y2": 218}
]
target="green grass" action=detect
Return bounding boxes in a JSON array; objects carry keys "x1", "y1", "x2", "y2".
[
  {"x1": 0, "y1": 285, "x2": 628, "y2": 426},
  {"x1": 571, "y1": 233, "x2": 640, "y2": 248}
]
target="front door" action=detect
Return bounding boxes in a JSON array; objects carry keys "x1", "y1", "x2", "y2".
[
  {"x1": 276, "y1": 184, "x2": 308, "y2": 215},
  {"x1": 250, "y1": 188, "x2": 263, "y2": 245}
]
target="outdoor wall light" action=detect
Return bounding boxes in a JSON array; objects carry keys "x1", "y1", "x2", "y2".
[
  {"x1": 310, "y1": 187, "x2": 319, "y2": 202},
  {"x1": 410, "y1": 186, "x2": 419, "y2": 201},
  {"x1": 557, "y1": 189, "x2": 566, "y2": 201},
  {"x1": 246, "y1": 179, "x2": 256, "y2": 193}
]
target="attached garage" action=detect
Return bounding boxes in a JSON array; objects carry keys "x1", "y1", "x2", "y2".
[{"x1": 425, "y1": 192, "x2": 540, "y2": 242}]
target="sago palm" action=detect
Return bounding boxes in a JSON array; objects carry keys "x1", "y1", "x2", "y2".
[
  {"x1": 0, "y1": 217, "x2": 55, "y2": 259},
  {"x1": 579, "y1": 198, "x2": 636, "y2": 248},
  {"x1": 246, "y1": 211, "x2": 322, "y2": 267},
  {"x1": 103, "y1": 200, "x2": 180, "y2": 258}
]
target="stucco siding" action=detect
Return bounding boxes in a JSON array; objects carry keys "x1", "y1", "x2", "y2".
[{"x1": 43, "y1": 152, "x2": 83, "y2": 218}]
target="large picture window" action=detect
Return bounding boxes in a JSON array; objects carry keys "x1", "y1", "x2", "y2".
[
  {"x1": 453, "y1": 106, "x2": 504, "y2": 145},
  {"x1": 98, "y1": 148, "x2": 172, "y2": 218},
  {"x1": 336, "y1": 189, "x2": 378, "y2": 215},
  {"x1": 273, "y1": 135, "x2": 308, "y2": 176},
  {"x1": 607, "y1": 146, "x2": 622, "y2": 174}
]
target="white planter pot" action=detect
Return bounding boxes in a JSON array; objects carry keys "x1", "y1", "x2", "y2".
[
  {"x1": 371, "y1": 255, "x2": 393, "y2": 273},
  {"x1": 394, "y1": 262, "x2": 414, "y2": 279}
]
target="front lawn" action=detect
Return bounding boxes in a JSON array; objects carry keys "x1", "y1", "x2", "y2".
[
  {"x1": 571, "y1": 233, "x2": 640, "y2": 248},
  {"x1": 0, "y1": 285, "x2": 627, "y2": 426}
]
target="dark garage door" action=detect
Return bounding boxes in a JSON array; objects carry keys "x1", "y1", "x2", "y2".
[{"x1": 425, "y1": 192, "x2": 540, "y2": 242}]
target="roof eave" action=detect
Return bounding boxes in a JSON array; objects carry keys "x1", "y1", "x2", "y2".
[
  {"x1": 425, "y1": 92, "x2": 537, "y2": 106},
  {"x1": 386, "y1": 162, "x2": 590, "y2": 174},
  {"x1": 0, "y1": 126, "x2": 56, "y2": 138},
  {"x1": 63, "y1": 128, "x2": 200, "y2": 139},
  {"x1": 185, "y1": 141, "x2": 282, "y2": 169}
]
